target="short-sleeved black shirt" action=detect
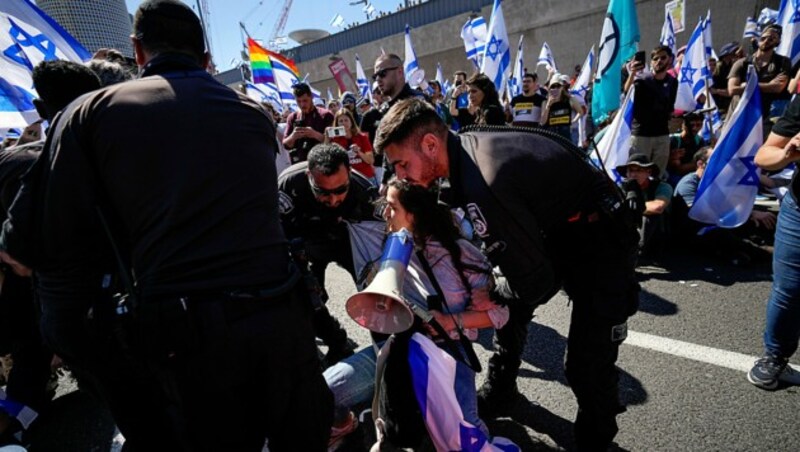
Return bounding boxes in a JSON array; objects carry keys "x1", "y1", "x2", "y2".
[
  {"x1": 770, "y1": 94, "x2": 800, "y2": 201},
  {"x1": 631, "y1": 73, "x2": 678, "y2": 137}
]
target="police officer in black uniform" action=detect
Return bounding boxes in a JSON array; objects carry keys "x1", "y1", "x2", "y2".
[
  {"x1": 375, "y1": 99, "x2": 640, "y2": 451},
  {"x1": 278, "y1": 143, "x2": 382, "y2": 366}
]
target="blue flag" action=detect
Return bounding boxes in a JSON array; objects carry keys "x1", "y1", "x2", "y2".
[
  {"x1": 689, "y1": 66, "x2": 762, "y2": 228},
  {"x1": 480, "y1": 0, "x2": 511, "y2": 93},
  {"x1": 592, "y1": 0, "x2": 640, "y2": 124},
  {"x1": 777, "y1": 0, "x2": 800, "y2": 66},
  {"x1": 0, "y1": 0, "x2": 90, "y2": 128}
]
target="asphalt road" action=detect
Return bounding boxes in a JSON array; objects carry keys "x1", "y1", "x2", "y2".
[{"x1": 20, "y1": 248, "x2": 800, "y2": 451}]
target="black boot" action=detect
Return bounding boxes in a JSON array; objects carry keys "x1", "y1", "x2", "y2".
[
  {"x1": 477, "y1": 354, "x2": 521, "y2": 418},
  {"x1": 312, "y1": 308, "x2": 354, "y2": 368}
]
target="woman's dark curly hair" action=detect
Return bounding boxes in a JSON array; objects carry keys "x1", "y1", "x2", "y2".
[{"x1": 385, "y1": 178, "x2": 487, "y2": 292}]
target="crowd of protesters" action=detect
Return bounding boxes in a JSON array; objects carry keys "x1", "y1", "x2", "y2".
[{"x1": 2, "y1": 1, "x2": 800, "y2": 451}]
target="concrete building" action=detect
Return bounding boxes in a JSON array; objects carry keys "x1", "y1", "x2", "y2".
[
  {"x1": 36, "y1": 0, "x2": 133, "y2": 57},
  {"x1": 286, "y1": 0, "x2": 780, "y2": 99}
]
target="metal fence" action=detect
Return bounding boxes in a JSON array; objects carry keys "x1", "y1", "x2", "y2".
[{"x1": 283, "y1": 0, "x2": 493, "y2": 63}]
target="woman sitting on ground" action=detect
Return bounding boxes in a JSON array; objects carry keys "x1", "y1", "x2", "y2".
[{"x1": 324, "y1": 177, "x2": 509, "y2": 450}]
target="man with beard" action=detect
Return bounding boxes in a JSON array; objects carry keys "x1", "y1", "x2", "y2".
[
  {"x1": 374, "y1": 99, "x2": 640, "y2": 451},
  {"x1": 729, "y1": 24, "x2": 791, "y2": 138},
  {"x1": 624, "y1": 45, "x2": 678, "y2": 179}
]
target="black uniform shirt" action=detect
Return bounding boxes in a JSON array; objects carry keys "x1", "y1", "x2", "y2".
[
  {"x1": 277, "y1": 162, "x2": 381, "y2": 241},
  {"x1": 7, "y1": 54, "x2": 291, "y2": 298}
]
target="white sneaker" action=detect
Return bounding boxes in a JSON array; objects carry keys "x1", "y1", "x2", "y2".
[{"x1": 778, "y1": 364, "x2": 800, "y2": 385}]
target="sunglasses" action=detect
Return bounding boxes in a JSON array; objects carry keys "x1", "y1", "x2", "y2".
[
  {"x1": 372, "y1": 66, "x2": 400, "y2": 81},
  {"x1": 308, "y1": 176, "x2": 349, "y2": 196}
]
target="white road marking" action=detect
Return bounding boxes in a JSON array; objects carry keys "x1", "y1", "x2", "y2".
[{"x1": 625, "y1": 331, "x2": 800, "y2": 372}]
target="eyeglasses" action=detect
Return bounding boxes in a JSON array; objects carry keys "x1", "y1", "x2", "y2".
[
  {"x1": 372, "y1": 66, "x2": 400, "y2": 81},
  {"x1": 308, "y1": 176, "x2": 349, "y2": 196}
]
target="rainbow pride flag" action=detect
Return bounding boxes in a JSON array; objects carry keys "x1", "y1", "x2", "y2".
[{"x1": 248, "y1": 38, "x2": 275, "y2": 85}]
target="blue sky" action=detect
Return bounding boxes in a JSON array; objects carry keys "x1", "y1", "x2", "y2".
[{"x1": 125, "y1": 0, "x2": 405, "y2": 71}]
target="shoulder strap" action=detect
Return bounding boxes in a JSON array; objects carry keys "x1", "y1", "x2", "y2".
[{"x1": 415, "y1": 249, "x2": 482, "y2": 373}]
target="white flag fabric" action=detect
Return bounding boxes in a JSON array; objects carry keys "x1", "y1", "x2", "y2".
[
  {"x1": 327, "y1": 87, "x2": 334, "y2": 103},
  {"x1": 743, "y1": 17, "x2": 759, "y2": 39},
  {"x1": 702, "y1": 10, "x2": 717, "y2": 61},
  {"x1": 0, "y1": 0, "x2": 90, "y2": 128},
  {"x1": 594, "y1": 87, "x2": 634, "y2": 182},
  {"x1": 777, "y1": 0, "x2": 800, "y2": 66},
  {"x1": 758, "y1": 7, "x2": 779, "y2": 26},
  {"x1": 508, "y1": 35, "x2": 524, "y2": 98},
  {"x1": 674, "y1": 18, "x2": 710, "y2": 112},
  {"x1": 271, "y1": 58, "x2": 301, "y2": 112},
  {"x1": 404, "y1": 24, "x2": 425, "y2": 87},
  {"x1": 355, "y1": 54, "x2": 371, "y2": 103},
  {"x1": 689, "y1": 66, "x2": 762, "y2": 228},
  {"x1": 408, "y1": 333, "x2": 520, "y2": 452},
  {"x1": 245, "y1": 82, "x2": 283, "y2": 113},
  {"x1": 537, "y1": 41, "x2": 557, "y2": 73},
  {"x1": 660, "y1": 10, "x2": 677, "y2": 58},
  {"x1": 699, "y1": 91, "x2": 723, "y2": 143},
  {"x1": 480, "y1": 0, "x2": 511, "y2": 93},
  {"x1": 570, "y1": 46, "x2": 595, "y2": 102},
  {"x1": 461, "y1": 16, "x2": 487, "y2": 69},
  {"x1": 330, "y1": 13, "x2": 345, "y2": 28},
  {"x1": 435, "y1": 62, "x2": 445, "y2": 88}
]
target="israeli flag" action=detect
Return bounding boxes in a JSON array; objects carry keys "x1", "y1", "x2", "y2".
[
  {"x1": 743, "y1": 17, "x2": 759, "y2": 39},
  {"x1": 480, "y1": 0, "x2": 511, "y2": 93},
  {"x1": 461, "y1": 16, "x2": 487, "y2": 70},
  {"x1": 408, "y1": 333, "x2": 519, "y2": 452},
  {"x1": 327, "y1": 87, "x2": 334, "y2": 103},
  {"x1": 355, "y1": 53, "x2": 372, "y2": 103},
  {"x1": 689, "y1": 66, "x2": 762, "y2": 228},
  {"x1": 660, "y1": 10, "x2": 677, "y2": 59},
  {"x1": 593, "y1": 87, "x2": 634, "y2": 183},
  {"x1": 699, "y1": 92, "x2": 722, "y2": 143},
  {"x1": 245, "y1": 82, "x2": 283, "y2": 113},
  {"x1": 570, "y1": 46, "x2": 595, "y2": 102},
  {"x1": 271, "y1": 58, "x2": 300, "y2": 111},
  {"x1": 435, "y1": 62, "x2": 445, "y2": 88},
  {"x1": 758, "y1": 7, "x2": 779, "y2": 26},
  {"x1": 777, "y1": 0, "x2": 800, "y2": 66},
  {"x1": 330, "y1": 13, "x2": 345, "y2": 28},
  {"x1": 591, "y1": 0, "x2": 640, "y2": 124},
  {"x1": 537, "y1": 41, "x2": 557, "y2": 73},
  {"x1": 675, "y1": 18, "x2": 710, "y2": 112},
  {"x1": 404, "y1": 24, "x2": 425, "y2": 87},
  {"x1": 507, "y1": 35, "x2": 524, "y2": 98},
  {"x1": 0, "y1": 0, "x2": 90, "y2": 128}
]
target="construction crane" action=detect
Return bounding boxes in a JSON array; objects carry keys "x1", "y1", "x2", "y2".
[
  {"x1": 269, "y1": 0, "x2": 293, "y2": 49},
  {"x1": 195, "y1": 0, "x2": 214, "y2": 70}
]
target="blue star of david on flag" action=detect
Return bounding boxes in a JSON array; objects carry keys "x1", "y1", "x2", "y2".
[
  {"x1": 737, "y1": 156, "x2": 761, "y2": 186},
  {"x1": 680, "y1": 62, "x2": 697, "y2": 84},
  {"x1": 485, "y1": 35, "x2": 503, "y2": 61},
  {"x1": 792, "y1": 0, "x2": 800, "y2": 23},
  {"x1": 4, "y1": 17, "x2": 57, "y2": 66},
  {"x1": 479, "y1": 0, "x2": 511, "y2": 93}
]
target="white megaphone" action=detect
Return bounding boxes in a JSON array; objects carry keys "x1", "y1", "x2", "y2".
[{"x1": 346, "y1": 228, "x2": 415, "y2": 334}]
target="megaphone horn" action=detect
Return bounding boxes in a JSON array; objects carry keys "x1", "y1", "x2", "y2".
[{"x1": 346, "y1": 229, "x2": 415, "y2": 334}]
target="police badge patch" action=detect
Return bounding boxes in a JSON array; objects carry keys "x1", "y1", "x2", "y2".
[
  {"x1": 278, "y1": 191, "x2": 294, "y2": 214},
  {"x1": 466, "y1": 203, "x2": 489, "y2": 238}
]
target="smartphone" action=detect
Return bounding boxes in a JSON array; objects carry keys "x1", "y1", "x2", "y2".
[
  {"x1": 634, "y1": 51, "x2": 646, "y2": 65},
  {"x1": 327, "y1": 126, "x2": 346, "y2": 138}
]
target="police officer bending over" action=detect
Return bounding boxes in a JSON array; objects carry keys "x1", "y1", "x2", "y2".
[
  {"x1": 0, "y1": 1, "x2": 332, "y2": 450},
  {"x1": 278, "y1": 143, "x2": 382, "y2": 366},
  {"x1": 375, "y1": 99, "x2": 640, "y2": 451}
]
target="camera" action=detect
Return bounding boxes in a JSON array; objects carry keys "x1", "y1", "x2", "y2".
[{"x1": 327, "y1": 126, "x2": 346, "y2": 138}]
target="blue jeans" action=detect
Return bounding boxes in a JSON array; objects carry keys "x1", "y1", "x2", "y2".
[{"x1": 764, "y1": 194, "x2": 800, "y2": 358}]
